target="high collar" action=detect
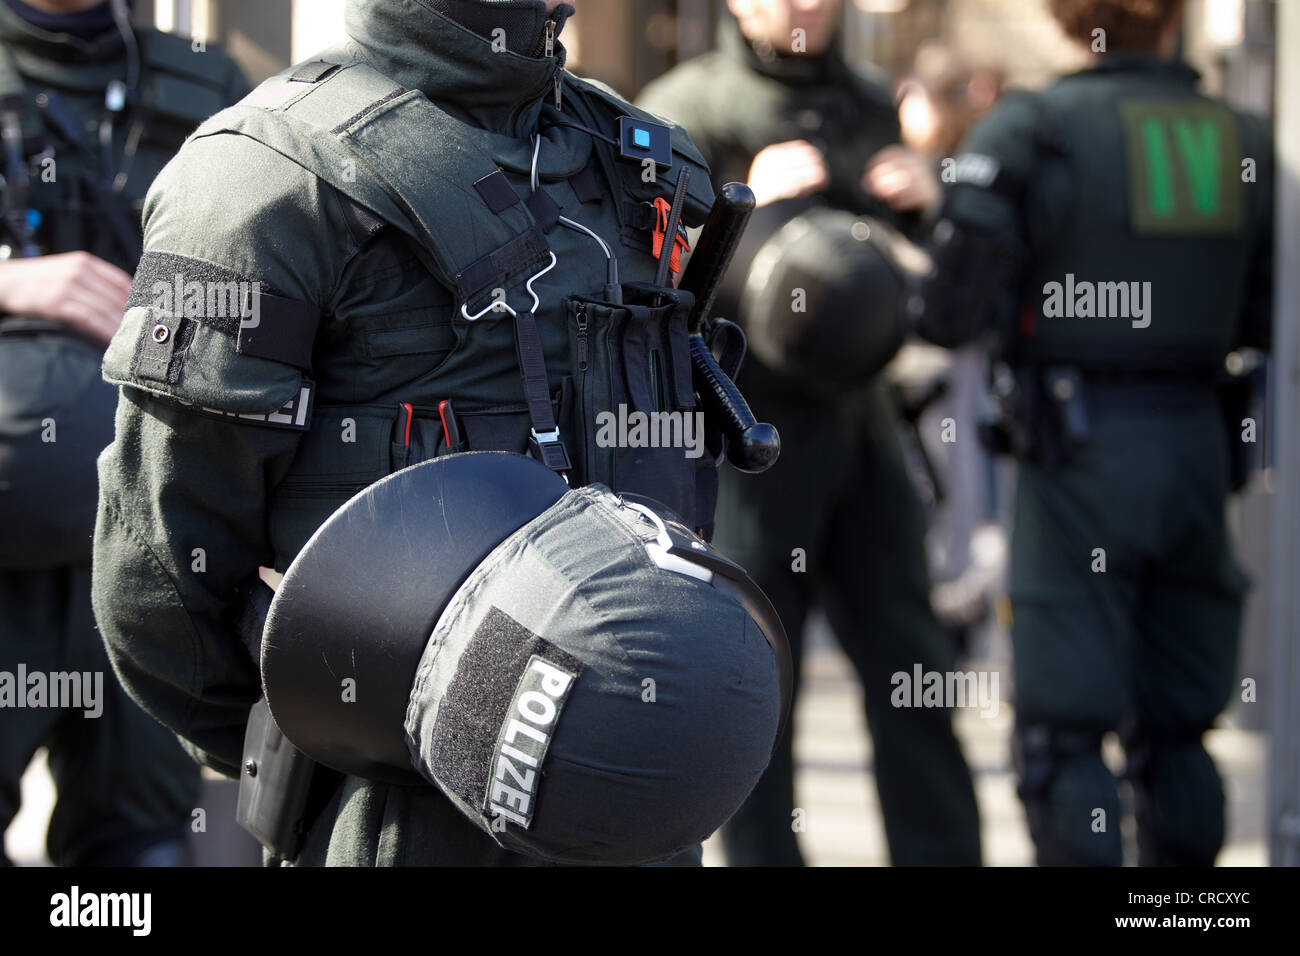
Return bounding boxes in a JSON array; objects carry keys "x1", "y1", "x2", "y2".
[
  {"x1": 4, "y1": 0, "x2": 116, "y2": 42},
  {"x1": 0, "y1": 1, "x2": 126, "y2": 91},
  {"x1": 718, "y1": 16, "x2": 838, "y2": 88},
  {"x1": 344, "y1": 0, "x2": 573, "y2": 137},
  {"x1": 1069, "y1": 48, "x2": 1200, "y2": 85}
]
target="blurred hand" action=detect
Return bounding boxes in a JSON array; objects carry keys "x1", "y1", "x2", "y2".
[
  {"x1": 0, "y1": 251, "x2": 132, "y2": 345},
  {"x1": 864, "y1": 145, "x2": 942, "y2": 213},
  {"x1": 747, "y1": 139, "x2": 830, "y2": 207}
]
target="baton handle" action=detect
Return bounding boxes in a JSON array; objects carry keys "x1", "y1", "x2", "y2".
[
  {"x1": 680, "y1": 182, "x2": 756, "y2": 331},
  {"x1": 690, "y1": 333, "x2": 779, "y2": 474}
]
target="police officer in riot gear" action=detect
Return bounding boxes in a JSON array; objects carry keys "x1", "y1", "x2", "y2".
[
  {"x1": 909, "y1": 0, "x2": 1273, "y2": 865},
  {"x1": 0, "y1": 0, "x2": 247, "y2": 866},
  {"x1": 638, "y1": 0, "x2": 981, "y2": 866},
  {"x1": 91, "y1": 0, "x2": 786, "y2": 866}
]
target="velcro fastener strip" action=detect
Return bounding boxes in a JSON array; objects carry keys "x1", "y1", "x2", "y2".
[
  {"x1": 290, "y1": 60, "x2": 341, "y2": 84},
  {"x1": 338, "y1": 193, "x2": 387, "y2": 247},
  {"x1": 624, "y1": 200, "x2": 657, "y2": 231},
  {"x1": 524, "y1": 187, "x2": 561, "y2": 233},
  {"x1": 236, "y1": 291, "x2": 322, "y2": 370},
  {"x1": 456, "y1": 226, "x2": 550, "y2": 304},
  {"x1": 429, "y1": 606, "x2": 584, "y2": 824},
  {"x1": 568, "y1": 162, "x2": 604, "y2": 204},
  {"x1": 473, "y1": 169, "x2": 521, "y2": 215},
  {"x1": 126, "y1": 251, "x2": 320, "y2": 370}
]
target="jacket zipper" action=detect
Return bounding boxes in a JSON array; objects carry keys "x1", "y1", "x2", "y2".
[
  {"x1": 649, "y1": 348, "x2": 664, "y2": 411},
  {"x1": 575, "y1": 302, "x2": 589, "y2": 371},
  {"x1": 544, "y1": 20, "x2": 562, "y2": 110},
  {"x1": 274, "y1": 480, "x2": 373, "y2": 499},
  {"x1": 575, "y1": 301, "x2": 593, "y2": 476},
  {"x1": 511, "y1": 18, "x2": 561, "y2": 133}
]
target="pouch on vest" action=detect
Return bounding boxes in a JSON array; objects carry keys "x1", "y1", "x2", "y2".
[{"x1": 564, "y1": 282, "x2": 700, "y2": 528}]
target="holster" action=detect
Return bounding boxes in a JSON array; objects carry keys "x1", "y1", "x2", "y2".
[
  {"x1": 1218, "y1": 363, "x2": 1265, "y2": 493},
  {"x1": 977, "y1": 360, "x2": 1088, "y2": 470},
  {"x1": 233, "y1": 578, "x2": 337, "y2": 863},
  {"x1": 235, "y1": 698, "x2": 319, "y2": 863}
]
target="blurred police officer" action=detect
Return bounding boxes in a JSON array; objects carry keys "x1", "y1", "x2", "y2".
[
  {"x1": 90, "y1": 0, "x2": 746, "y2": 865},
  {"x1": 639, "y1": 0, "x2": 981, "y2": 866},
  {"x1": 910, "y1": 0, "x2": 1273, "y2": 865},
  {"x1": 0, "y1": 0, "x2": 247, "y2": 865}
]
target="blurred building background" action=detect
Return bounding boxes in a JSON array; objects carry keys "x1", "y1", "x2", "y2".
[{"x1": 138, "y1": 0, "x2": 1275, "y2": 109}]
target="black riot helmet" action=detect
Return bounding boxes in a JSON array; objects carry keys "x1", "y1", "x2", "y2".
[
  {"x1": 718, "y1": 200, "x2": 927, "y2": 396},
  {"x1": 260, "y1": 451, "x2": 791, "y2": 865}
]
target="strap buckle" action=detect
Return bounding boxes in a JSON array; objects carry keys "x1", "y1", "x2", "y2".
[{"x1": 529, "y1": 426, "x2": 571, "y2": 482}]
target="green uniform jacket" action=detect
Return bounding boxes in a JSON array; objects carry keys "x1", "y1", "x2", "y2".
[
  {"x1": 92, "y1": 1, "x2": 715, "y2": 865},
  {"x1": 0, "y1": 3, "x2": 249, "y2": 273},
  {"x1": 933, "y1": 50, "x2": 1273, "y2": 364},
  {"x1": 0, "y1": 6, "x2": 249, "y2": 567}
]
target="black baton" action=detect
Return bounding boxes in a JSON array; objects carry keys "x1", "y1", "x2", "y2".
[
  {"x1": 680, "y1": 181, "x2": 756, "y2": 332},
  {"x1": 677, "y1": 182, "x2": 779, "y2": 474}
]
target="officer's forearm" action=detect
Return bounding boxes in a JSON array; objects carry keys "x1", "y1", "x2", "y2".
[{"x1": 92, "y1": 389, "x2": 300, "y2": 775}]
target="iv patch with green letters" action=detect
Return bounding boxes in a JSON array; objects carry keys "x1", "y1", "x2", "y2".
[{"x1": 1119, "y1": 100, "x2": 1245, "y2": 236}]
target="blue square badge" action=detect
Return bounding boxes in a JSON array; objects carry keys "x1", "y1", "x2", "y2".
[{"x1": 618, "y1": 116, "x2": 673, "y2": 169}]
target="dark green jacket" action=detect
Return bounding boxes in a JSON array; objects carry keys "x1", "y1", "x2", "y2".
[
  {"x1": 637, "y1": 20, "x2": 915, "y2": 413},
  {"x1": 638, "y1": 21, "x2": 901, "y2": 219},
  {"x1": 0, "y1": 7, "x2": 247, "y2": 568},
  {"x1": 934, "y1": 50, "x2": 1274, "y2": 367},
  {"x1": 92, "y1": 0, "x2": 714, "y2": 864},
  {"x1": 0, "y1": 3, "x2": 248, "y2": 272}
]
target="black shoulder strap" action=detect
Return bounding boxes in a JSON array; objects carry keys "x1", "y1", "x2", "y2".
[{"x1": 201, "y1": 59, "x2": 551, "y2": 315}]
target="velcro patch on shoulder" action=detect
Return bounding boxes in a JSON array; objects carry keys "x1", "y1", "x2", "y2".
[
  {"x1": 474, "y1": 169, "x2": 522, "y2": 214},
  {"x1": 128, "y1": 251, "x2": 320, "y2": 370},
  {"x1": 105, "y1": 253, "x2": 310, "y2": 422},
  {"x1": 290, "y1": 60, "x2": 342, "y2": 84},
  {"x1": 429, "y1": 607, "x2": 584, "y2": 832}
]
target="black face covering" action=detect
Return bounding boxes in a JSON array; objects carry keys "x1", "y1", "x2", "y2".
[
  {"x1": 424, "y1": 0, "x2": 574, "y2": 57},
  {"x1": 3, "y1": 0, "x2": 118, "y2": 41}
]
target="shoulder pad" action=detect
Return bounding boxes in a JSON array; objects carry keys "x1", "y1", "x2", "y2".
[{"x1": 567, "y1": 73, "x2": 715, "y2": 227}]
